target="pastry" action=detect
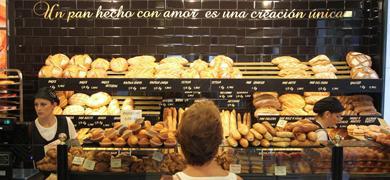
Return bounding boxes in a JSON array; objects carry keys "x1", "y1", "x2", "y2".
[
  {"x1": 110, "y1": 57, "x2": 128, "y2": 72},
  {"x1": 311, "y1": 64, "x2": 337, "y2": 73},
  {"x1": 160, "y1": 56, "x2": 188, "y2": 65},
  {"x1": 346, "y1": 52, "x2": 372, "y2": 68},
  {"x1": 86, "y1": 69, "x2": 107, "y2": 78},
  {"x1": 314, "y1": 72, "x2": 337, "y2": 79},
  {"x1": 127, "y1": 55, "x2": 156, "y2": 66},
  {"x1": 53, "y1": 106, "x2": 62, "y2": 115},
  {"x1": 190, "y1": 59, "x2": 209, "y2": 72},
  {"x1": 69, "y1": 54, "x2": 92, "y2": 70},
  {"x1": 271, "y1": 56, "x2": 300, "y2": 65},
  {"x1": 100, "y1": 137, "x2": 112, "y2": 147},
  {"x1": 279, "y1": 94, "x2": 306, "y2": 109},
  {"x1": 68, "y1": 93, "x2": 90, "y2": 106},
  {"x1": 45, "y1": 53, "x2": 70, "y2": 69},
  {"x1": 91, "y1": 58, "x2": 110, "y2": 71},
  {"x1": 350, "y1": 67, "x2": 379, "y2": 79},
  {"x1": 63, "y1": 64, "x2": 87, "y2": 78},
  {"x1": 308, "y1": 55, "x2": 331, "y2": 66},
  {"x1": 62, "y1": 105, "x2": 85, "y2": 115},
  {"x1": 38, "y1": 65, "x2": 63, "y2": 78},
  {"x1": 113, "y1": 137, "x2": 126, "y2": 147},
  {"x1": 150, "y1": 136, "x2": 163, "y2": 147}
]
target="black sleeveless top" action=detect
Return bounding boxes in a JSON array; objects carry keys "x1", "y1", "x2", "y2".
[{"x1": 30, "y1": 116, "x2": 69, "y2": 161}]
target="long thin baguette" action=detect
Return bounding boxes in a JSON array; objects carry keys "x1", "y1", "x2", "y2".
[{"x1": 171, "y1": 107, "x2": 177, "y2": 131}]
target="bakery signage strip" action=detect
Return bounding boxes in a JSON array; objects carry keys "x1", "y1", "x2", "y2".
[{"x1": 39, "y1": 78, "x2": 382, "y2": 95}]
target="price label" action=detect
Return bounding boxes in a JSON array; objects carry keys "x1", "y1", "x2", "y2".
[
  {"x1": 152, "y1": 151, "x2": 164, "y2": 162},
  {"x1": 110, "y1": 158, "x2": 122, "y2": 168},
  {"x1": 275, "y1": 166, "x2": 287, "y2": 176},
  {"x1": 229, "y1": 164, "x2": 241, "y2": 174},
  {"x1": 120, "y1": 110, "x2": 142, "y2": 126},
  {"x1": 82, "y1": 159, "x2": 96, "y2": 171},
  {"x1": 72, "y1": 156, "x2": 85, "y2": 165},
  {"x1": 276, "y1": 120, "x2": 288, "y2": 128}
]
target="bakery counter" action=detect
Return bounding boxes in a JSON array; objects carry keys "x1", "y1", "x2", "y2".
[{"x1": 38, "y1": 78, "x2": 383, "y2": 96}]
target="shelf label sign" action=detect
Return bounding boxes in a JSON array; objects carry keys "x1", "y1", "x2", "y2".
[
  {"x1": 120, "y1": 109, "x2": 142, "y2": 126},
  {"x1": 275, "y1": 166, "x2": 287, "y2": 176},
  {"x1": 229, "y1": 164, "x2": 241, "y2": 174},
  {"x1": 110, "y1": 158, "x2": 122, "y2": 168},
  {"x1": 83, "y1": 159, "x2": 96, "y2": 171},
  {"x1": 72, "y1": 156, "x2": 85, "y2": 165}
]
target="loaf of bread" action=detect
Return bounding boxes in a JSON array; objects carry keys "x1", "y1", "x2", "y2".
[
  {"x1": 107, "y1": 99, "x2": 121, "y2": 115},
  {"x1": 199, "y1": 68, "x2": 217, "y2": 78},
  {"x1": 350, "y1": 67, "x2": 379, "y2": 79},
  {"x1": 38, "y1": 65, "x2": 63, "y2": 78},
  {"x1": 277, "y1": 62, "x2": 308, "y2": 70},
  {"x1": 278, "y1": 69, "x2": 310, "y2": 78},
  {"x1": 254, "y1": 108, "x2": 280, "y2": 117},
  {"x1": 314, "y1": 72, "x2": 337, "y2": 79},
  {"x1": 350, "y1": 95, "x2": 373, "y2": 102},
  {"x1": 86, "y1": 92, "x2": 112, "y2": 108},
  {"x1": 125, "y1": 68, "x2": 155, "y2": 78},
  {"x1": 85, "y1": 106, "x2": 108, "y2": 115},
  {"x1": 181, "y1": 68, "x2": 200, "y2": 78},
  {"x1": 69, "y1": 54, "x2": 92, "y2": 70},
  {"x1": 87, "y1": 69, "x2": 107, "y2": 78},
  {"x1": 230, "y1": 68, "x2": 243, "y2": 78},
  {"x1": 110, "y1": 57, "x2": 128, "y2": 72},
  {"x1": 53, "y1": 106, "x2": 63, "y2": 115},
  {"x1": 353, "y1": 105, "x2": 377, "y2": 113},
  {"x1": 253, "y1": 94, "x2": 281, "y2": 109},
  {"x1": 160, "y1": 56, "x2": 188, "y2": 65},
  {"x1": 304, "y1": 104, "x2": 314, "y2": 113},
  {"x1": 63, "y1": 65, "x2": 87, "y2": 78},
  {"x1": 311, "y1": 64, "x2": 337, "y2": 73},
  {"x1": 253, "y1": 92, "x2": 278, "y2": 98},
  {"x1": 305, "y1": 96, "x2": 328, "y2": 105},
  {"x1": 190, "y1": 59, "x2": 209, "y2": 72},
  {"x1": 63, "y1": 105, "x2": 85, "y2": 115},
  {"x1": 91, "y1": 58, "x2": 110, "y2": 71},
  {"x1": 271, "y1": 56, "x2": 300, "y2": 65},
  {"x1": 308, "y1": 55, "x2": 331, "y2": 66},
  {"x1": 280, "y1": 108, "x2": 308, "y2": 116},
  {"x1": 127, "y1": 55, "x2": 156, "y2": 66},
  {"x1": 68, "y1": 93, "x2": 90, "y2": 106},
  {"x1": 279, "y1": 94, "x2": 306, "y2": 109},
  {"x1": 346, "y1": 52, "x2": 372, "y2": 68},
  {"x1": 45, "y1": 53, "x2": 70, "y2": 69}
]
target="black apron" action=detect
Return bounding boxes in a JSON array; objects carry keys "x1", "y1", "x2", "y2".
[{"x1": 30, "y1": 116, "x2": 69, "y2": 162}]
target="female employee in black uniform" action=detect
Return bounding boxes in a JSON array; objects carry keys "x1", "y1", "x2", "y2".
[
  {"x1": 313, "y1": 97, "x2": 344, "y2": 142},
  {"x1": 30, "y1": 87, "x2": 77, "y2": 162}
]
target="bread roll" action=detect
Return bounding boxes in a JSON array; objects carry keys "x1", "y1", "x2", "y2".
[
  {"x1": 91, "y1": 58, "x2": 110, "y2": 71},
  {"x1": 250, "y1": 128, "x2": 263, "y2": 140},
  {"x1": 45, "y1": 53, "x2": 70, "y2": 69},
  {"x1": 63, "y1": 65, "x2": 87, "y2": 78},
  {"x1": 253, "y1": 92, "x2": 278, "y2": 98},
  {"x1": 110, "y1": 58, "x2": 128, "y2": 72},
  {"x1": 87, "y1": 69, "x2": 107, "y2": 78},
  {"x1": 68, "y1": 93, "x2": 90, "y2": 106},
  {"x1": 271, "y1": 141, "x2": 290, "y2": 147},
  {"x1": 276, "y1": 131, "x2": 294, "y2": 138},
  {"x1": 262, "y1": 121, "x2": 276, "y2": 136},
  {"x1": 254, "y1": 108, "x2": 280, "y2": 117},
  {"x1": 239, "y1": 138, "x2": 249, "y2": 148},
  {"x1": 253, "y1": 123, "x2": 268, "y2": 134},
  {"x1": 314, "y1": 72, "x2": 337, "y2": 79},
  {"x1": 304, "y1": 104, "x2": 314, "y2": 113},
  {"x1": 296, "y1": 133, "x2": 306, "y2": 141},
  {"x1": 190, "y1": 59, "x2": 208, "y2": 72},
  {"x1": 260, "y1": 139, "x2": 270, "y2": 147},
  {"x1": 227, "y1": 136, "x2": 238, "y2": 147},
  {"x1": 350, "y1": 67, "x2": 379, "y2": 79},
  {"x1": 271, "y1": 56, "x2": 300, "y2": 65},
  {"x1": 341, "y1": 110, "x2": 357, "y2": 116},
  {"x1": 279, "y1": 94, "x2": 305, "y2": 109},
  {"x1": 346, "y1": 52, "x2": 372, "y2": 68},
  {"x1": 308, "y1": 55, "x2": 331, "y2": 66},
  {"x1": 127, "y1": 55, "x2": 156, "y2": 66},
  {"x1": 277, "y1": 62, "x2": 308, "y2": 70},
  {"x1": 86, "y1": 92, "x2": 112, "y2": 108},
  {"x1": 312, "y1": 64, "x2": 337, "y2": 73},
  {"x1": 107, "y1": 99, "x2": 120, "y2": 115},
  {"x1": 63, "y1": 105, "x2": 85, "y2": 115},
  {"x1": 307, "y1": 132, "x2": 317, "y2": 141},
  {"x1": 38, "y1": 65, "x2": 63, "y2": 78},
  {"x1": 69, "y1": 54, "x2": 92, "y2": 70},
  {"x1": 160, "y1": 56, "x2": 188, "y2": 65}
]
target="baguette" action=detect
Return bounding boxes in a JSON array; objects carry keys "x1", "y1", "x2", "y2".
[
  {"x1": 260, "y1": 139, "x2": 270, "y2": 147},
  {"x1": 292, "y1": 124, "x2": 320, "y2": 133},
  {"x1": 250, "y1": 128, "x2": 263, "y2": 140},
  {"x1": 272, "y1": 142, "x2": 290, "y2": 147},
  {"x1": 264, "y1": 132, "x2": 273, "y2": 141},
  {"x1": 171, "y1": 107, "x2": 177, "y2": 131},
  {"x1": 178, "y1": 108, "x2": 184, "y2": 126},
  {"x1": 237, "y1": 113, "x2": 249, "y2": 136},
  {"x1": 230, "y1": 110, "x2": 241, "y2": 140},
  {"x1": 239, "y1": 138, "x2": 249, "y2": 148},
  {"x1": 272, "y1": 137, "x2": 291, "y2": 142},
  {"x1": 276, "y1": 131, "x2": 294, "y2": 138},
  {"x1": 262, "y1": 121, "x2": 276, "y2": 136},
  {"x1": 227, "y1": 136, "x2": 238, "y2": 147},
  {"x1": 244, "y1": 131, "x2": 254, "y2": 142},
  {"x1": 221, "y1": 111, "x2": 230, "y2": 137},
  {"x1": 252, "y1": 139, "x2": 261, "y2": 147},
  {"x1": 253, "y1": 123, "x2": 268, "y2": 134},
  {"x1": 246, "y1": 113, "x2": 251, "y2": 128}
]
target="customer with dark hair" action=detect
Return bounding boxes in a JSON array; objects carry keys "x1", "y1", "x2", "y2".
[
  {"x1": 173, "y1": 100, "x2": 242, "y2": 180},
  {"x1": 30, "y1": 87, "x2": 76, "y2": 162},
  {"x1": 313, "y1": 96, "x2": 344, "y2": 141}
]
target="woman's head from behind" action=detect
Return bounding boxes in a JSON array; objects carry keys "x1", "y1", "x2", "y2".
[
  {"x1": 177, "y1": 100, "x2": 222, "y2": 166},
  {"x1": 313, "y1": 97, "x2": 344, "y2": 127},
  {"x1": 34, "y1": 87, "x2": 59, "y2": 119}
]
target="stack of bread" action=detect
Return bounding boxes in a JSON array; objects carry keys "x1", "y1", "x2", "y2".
[
  {"x1": 126, "y1": 55, "x2": 157, "y2": 78},
  {"x1": 346, "y1": 52, "x2": 379, "y2": 79},
  {"x1": 303, "y1": 92, "x2": 330, "y2": 115},
  {"x1": 308, "y1": 55, "x2": 338, "y2": 79},
  {"x1": 36, "y1": 148, "x2": 60, "y2": 172},
  {"x1": 336, "y1": 95, "x2": 379, "y2": 116},
  {"x1": 56, "y1": 91, "x2": 134, "y2": 116},
  {"x1": 253, "y1": 92, "x2": 281, "y2": 117},
  {"x1": 279, "y1": 94, "x2": 308, "y2": 116},
  {"x1": 210, "y1": 55, "x2": 242, "y2": 78},
  {"x1": 160, "y1": 152, "x2": 186, "y2": 174},
  {"x1": 222, "y1": 110, "x2": 253, "y2": 148},
  {"x1": 271, "y1": 56, "x2": 311, "y2": 78},
  {"x1": 347, "y1": 124, "x2": 390, "y2": 145}
]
